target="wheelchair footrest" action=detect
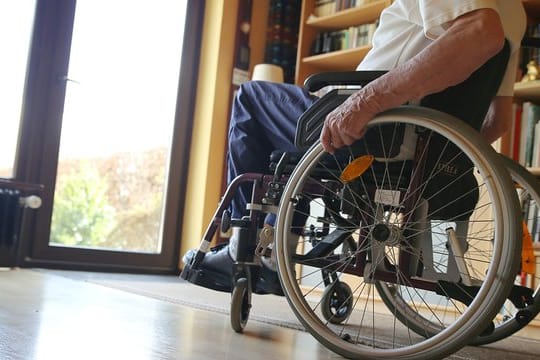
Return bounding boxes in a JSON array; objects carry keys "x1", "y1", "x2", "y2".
[{"x1": 180, "y1": 263, "x2": 232, "y2": 293}]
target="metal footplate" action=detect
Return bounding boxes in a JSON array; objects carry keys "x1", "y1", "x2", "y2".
[{"x1": 180, "y1": 264, "x2": 231, "y2": 293}]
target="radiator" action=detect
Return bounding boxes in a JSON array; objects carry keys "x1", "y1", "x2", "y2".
[
  {"x1": 0, "y1": 179, "x2": 42, "y2": 267},
  {"x1": 0, "y1": 188, "x2": 23, "y2": 248}
]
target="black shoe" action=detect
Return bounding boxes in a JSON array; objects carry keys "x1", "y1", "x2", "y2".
[
  {"x1": 254, "y1": 263, "x2": 284, "y2": 296},
  {"x1": 181, "y1": 243, "x2": 234, "y2": 292},
  {"x1": 182, "y1": 243, "x2": 283, "y2": 296}
]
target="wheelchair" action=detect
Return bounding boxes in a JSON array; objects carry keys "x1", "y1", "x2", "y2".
[{"x1": 181, "y1": 43, "x2": 537, "y2": 359}]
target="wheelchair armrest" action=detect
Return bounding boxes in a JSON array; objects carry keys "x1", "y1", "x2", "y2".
[{"x1": 303, "y1": 71, "x2": 387, "y2": 92}]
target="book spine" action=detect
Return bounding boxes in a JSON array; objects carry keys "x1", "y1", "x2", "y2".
[
  {"x1": 513, "y1": 104, "x2": 522, "y2": 162},
  {"x1": 519, "y1": 102, "x2": 530, "y2": 165},
  {"x1": 532, "y1": 121, "x2": 540, "y2": 167},
  {"x1": 524, "y1": 103, "x2": 540, "y2": 167}
]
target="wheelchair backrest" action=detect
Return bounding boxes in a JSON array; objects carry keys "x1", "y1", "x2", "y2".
[
  {"x1": 420, "y1": 40, "x2": 510, "y2": 131},
  {"x1": 420, "y1": 40, "x2": 510, "y2": 220}
]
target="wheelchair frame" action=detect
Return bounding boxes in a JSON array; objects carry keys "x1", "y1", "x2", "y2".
[{"x1": 181, "y1": 53, "x2": 533, "y2": 358}]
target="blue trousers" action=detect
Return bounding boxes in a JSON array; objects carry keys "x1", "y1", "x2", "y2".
[{"x1": 227, "y1": 81, "x2": 318, "y2": 219}]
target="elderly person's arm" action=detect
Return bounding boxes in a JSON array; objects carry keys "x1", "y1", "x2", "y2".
[{"x1": 321, "y1": 8, "x2": 505, "y2": 153}]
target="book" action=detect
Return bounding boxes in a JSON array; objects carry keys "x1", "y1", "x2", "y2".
[
  {"x1": 310, "y1": 21, "x2": 378, "y2": 55},
  {"x1": 313, "y1": 0, "x2": 336, "y2": 17},
  {"x1": 526, "y1": 199, "x2": 538, "y2": 243},
  {"x1": 523, "y1": 102, "x2": 540, "y2": 167},
  {"x1": 532, "y1": 121, "x2": 540, "y2": 167},
  {"x1": 519, "y1": 102, "x2": 529, "y2": 165},
  {"x1": 512, "y1": 103, "x2": 522, "y2": 162}
]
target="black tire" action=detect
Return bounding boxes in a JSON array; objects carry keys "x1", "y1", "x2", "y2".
[
  {"x1": 230, "y1": 277, "x2": 251, "y2": 333},
  {"x1": 321, "y1": 281, "x2": 354, "y2": 324},
  {"x1": 472, "y1": 156, "x2": 540, "y2": 345}
]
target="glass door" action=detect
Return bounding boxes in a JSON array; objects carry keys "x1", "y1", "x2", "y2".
[
  {"x1": 18, "y1": 0, "x2": 203, "y2": 272},
  {"x1": 50, "y1": 0, "x2": 186, "y2": 254}
]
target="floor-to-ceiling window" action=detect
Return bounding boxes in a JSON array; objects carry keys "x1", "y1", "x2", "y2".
[{"x1": 51, "y1": 0, "x2": 186, "y2": 254}]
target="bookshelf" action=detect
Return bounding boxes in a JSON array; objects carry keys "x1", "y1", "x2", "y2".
[
  {"x1": 301, "y1": 46, "x2": 372, "y2": 70},
  {"x1": 511, "y1": 4, "x2": 540, "y2": 289},
  {"x1": 295, "y1": 0, "x2": 391, "y2": 85},
  {"x1": 305, "y1": 1, "x2": 389, "y2": 29},
  {"x1": 514, "y1": 81, "x2": 540, "y2": 103},
  {"x1": 507, "y1": 1, "x2": 540, "y2": 170}
]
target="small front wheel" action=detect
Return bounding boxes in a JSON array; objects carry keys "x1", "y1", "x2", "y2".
[
  {"x1": 230, "y1": 277, "x2": 251, "y2": 332},
  {"x1": 321, "y1": 281, "x2": 353, "y2": 324}
]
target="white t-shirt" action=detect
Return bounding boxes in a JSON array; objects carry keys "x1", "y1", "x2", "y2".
[{"x1": 358, "y1": 0, "x2": 527, "y2": 96}]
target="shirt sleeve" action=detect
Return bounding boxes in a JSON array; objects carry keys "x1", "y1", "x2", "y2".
[{"x1": 419, "y1": 0, "x2": 499, "y2": 40}]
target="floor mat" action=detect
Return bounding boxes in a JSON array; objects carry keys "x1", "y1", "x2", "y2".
[{"x1": 41, "y1": 269, "x2": 304, "y2": 331}]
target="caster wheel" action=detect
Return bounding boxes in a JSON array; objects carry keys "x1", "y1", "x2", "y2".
[
  {"x1": 321, "y1": 281, "x2": 353, "y2": 324},
  {"x1": 230, "y1": 277, "x2": 251, "y2": 332}
]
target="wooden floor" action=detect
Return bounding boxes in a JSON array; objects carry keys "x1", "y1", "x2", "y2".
[
  {"x1": 0, "y1": 269, "x2": 338, "y2": 360},
  {"x1": 1, "y1": 268, "x2": 539, "y2": 360}
]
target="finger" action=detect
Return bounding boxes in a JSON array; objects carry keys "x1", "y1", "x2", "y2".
[
  {"x1": 341, "y1": 132, "x2": 357, "y2": 146},
  {"x1": 331, "y1": 125, "x2": 354, "y2": 150},
  {"x1": 341, "y1": 121, "x2": 369, "y2": 146},
  {"x1": 331, "y1": 132, "x2": 345, "y2": 149},
  {"x1": 320, "y1": 125, "x2": 335, "y2": 154}
]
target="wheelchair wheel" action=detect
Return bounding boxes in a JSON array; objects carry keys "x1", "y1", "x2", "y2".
[
  {"x1": 230, "y1": 277, "x2": 251, "y2": 333},
  {"x1": 321, "y1": 281, "x2": 354, "y2": 324},
  {"x1": 275, "y1": 106, "x2": 521, "y2": 359},
  {"x1": 471, "y1": 155, "x2": 540, "y2": 344},
  {"x1": 375, "y1": 155, "x2": 540, "y2": 346}
]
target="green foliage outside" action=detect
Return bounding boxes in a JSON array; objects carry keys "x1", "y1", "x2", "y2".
[
  {"x1": 50, "y1": 149, "x2": 166, "y2": 253},
  {"x1": 50, "y1": 162, "x2": 116, "y2": 248}
]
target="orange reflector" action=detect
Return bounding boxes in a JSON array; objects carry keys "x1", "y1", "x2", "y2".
[
  {"x1": 340, "y1": 155, "x2": 374, "y2": 183},
  {"x1": 521, "y1": 221, "x2": 536, "y2": 275}
]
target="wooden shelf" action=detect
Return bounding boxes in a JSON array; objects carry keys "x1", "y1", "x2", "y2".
[
  {"x1": 302, "y1": 46, "x2": 372, "y2": 70},
  {"x1": 306, "y1": 0, "x2": 390, "y2": 30},
  {"x1": 295, "y1": 0, "x2": 390, "y2": 84},
  {"x1": 514, "y1": 81, "x2": 540, "y2": 102}
]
